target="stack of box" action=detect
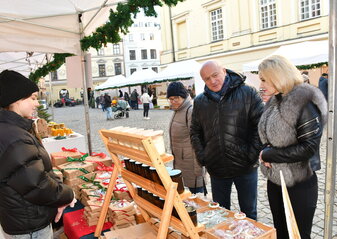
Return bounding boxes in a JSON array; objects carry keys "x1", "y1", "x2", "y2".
[
  {"x1": 113, "y1": 178, "x2": 132, "y2": 202},
  {"x1": 85, "y1": 154, "x2": 113, "y2": 170},
  {"x1": 108, "y1": 200, "x2": 136, "y2": 229},
  {"x1": 50, "y1": 150, "x2": 82, "y2": 166},
  {"x1": 57, "y1": 161, "x2": 95, "y2": 198}
]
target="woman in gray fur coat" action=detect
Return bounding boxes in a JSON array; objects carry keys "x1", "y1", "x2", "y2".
[
  {"x1": 258, "y1": 55, "x2": 327, "y2": 239},
  {"x1": 167, "y1": 82, "x2": 206, "y2": 194}
]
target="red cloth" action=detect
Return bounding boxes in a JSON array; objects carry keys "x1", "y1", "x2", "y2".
[{"x1": 63, "y1": 209, "x2": 113, "y2": 239}]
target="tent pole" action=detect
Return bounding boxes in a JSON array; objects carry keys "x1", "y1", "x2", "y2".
[
  {"x1": 324, "y1": 0, "x2": 337, "y2": 238},
  {"x1": 78, "y1": 14, "x2": 93, "y2": 154}
]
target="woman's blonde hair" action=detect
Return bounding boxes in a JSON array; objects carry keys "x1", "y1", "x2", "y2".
[{"x1": 258, "y1": 55, "x2": 303, "y2": 94}]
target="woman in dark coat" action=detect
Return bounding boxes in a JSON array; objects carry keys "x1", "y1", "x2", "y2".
[
  {"x1": 167, "y1": 82, "x2": 206, "y2": 194},
  {"x1": 0, "y1": 70, "x2": 75, "y2": 238},
  {"x1": 258, "y1": 55, "x2": 327, "y2": 239}
]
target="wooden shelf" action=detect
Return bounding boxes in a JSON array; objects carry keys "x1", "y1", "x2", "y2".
[
  {"x1": 122, "y1": 169, "x2": 191, "y2": 200},
  {"x1": 134, "y1": 195, "x2": 205, "y2": 236},
  {"x1": 107, "y1": 142, "x2": 173, "y2": 166}
]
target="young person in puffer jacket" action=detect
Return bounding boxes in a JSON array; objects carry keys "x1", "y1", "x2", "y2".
[
  {"x1": 0, "y1": 70, "x2": 75, "y2": 238},
  {"x1": 190, "y1": 61, "x2": 264, "y2": 220},
  {"x1": 258, "y1": 55, "x2": 327, "y2": 239}
]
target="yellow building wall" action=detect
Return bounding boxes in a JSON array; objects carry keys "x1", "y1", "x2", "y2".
[{"x1": 160, "y1": 0, "x2": 329, "y2": 72}]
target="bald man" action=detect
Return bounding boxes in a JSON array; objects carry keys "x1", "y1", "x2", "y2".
[{"x1": 190, "y1": 61, "x2": 263, "y2": 220}]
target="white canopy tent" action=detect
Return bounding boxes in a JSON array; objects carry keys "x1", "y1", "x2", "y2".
[
  {"x1": 0, "y1": 52, "x2": 47, "y2": 76},
  {"x1": 154, "y1": 59, "x2": 204, "y2": 95},
  {"x1": 242, "y1": 40, "x2": 328, "y2": 72},
  {"x1": 95, "y1": 75, "x2": 126, "y2": 90},
  {"x1": 0, "y1": 0, "x2": 121, "y2": 154},
  {"x1": 114, "y1": 69, "x2": 158, "y2": 88}
]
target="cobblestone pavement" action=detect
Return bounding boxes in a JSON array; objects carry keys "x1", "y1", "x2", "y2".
[{"x1": 51, "y1": 105, "x2": 337, "y2": 238}]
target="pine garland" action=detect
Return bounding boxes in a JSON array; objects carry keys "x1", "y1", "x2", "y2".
[
  {"x1": 250, "y1": 62, "x2": 328, "y2": 74},
  {"x1": 29, "y1": 0, "x2": 184, "y2": 83}
]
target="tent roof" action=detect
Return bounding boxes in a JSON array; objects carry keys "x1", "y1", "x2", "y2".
[
  {"x1": 155, "y1": 59, "x2": 201, "y2": 80},
  {"x1": 95, "y1": 75, "x2": 126, "y2": 90},
  {"x1": 114, "y1": 69, "x2": 158, "y2": 88},
  {"x1": 242, "y1": 40, "x2": 328, "y2": 72},
  {"x1": 0, "y1": 0, "x2": 119, "y2": 55}
]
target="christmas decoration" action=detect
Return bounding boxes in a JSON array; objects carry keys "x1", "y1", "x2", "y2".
[{"x1": 29, "y1": 0, "x2": 184, "y2": 83}]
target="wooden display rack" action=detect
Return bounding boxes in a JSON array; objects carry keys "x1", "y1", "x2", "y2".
[{"x1": 94, "y1": 128, "x2": 205, "y2": 238}]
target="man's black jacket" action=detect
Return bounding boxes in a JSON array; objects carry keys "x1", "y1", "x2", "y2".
[{"x1": 190, "y1": 70, "x2": 264, "y2": 178}]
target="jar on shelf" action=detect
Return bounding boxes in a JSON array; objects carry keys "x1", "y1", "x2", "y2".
[
  {"x1": 149, "y1": 167, "x2": 162, "y2": 185},
  {"x1": 169, "y1": 169, "x2": 185, "y2": 194},
  {"x1": 134, "y1": 161, "x2": 142, "y2": 175},
  {"x1": 185, "y1": 205, "x2": 197, "y2": 226},
  {"x1": 141, "y1": 163, "x2": 151, "y2": 179},
  {"x1": 128, "y1": 159, "x2": 136, "y2": 173}
]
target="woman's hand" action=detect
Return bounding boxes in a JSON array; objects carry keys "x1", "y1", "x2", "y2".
[
  {"x1": 54, "y1": 197, "x2": 77, "y2": 223},
  {"x1": 259, "y1": 150, "x2": 272, "y2": 168}
]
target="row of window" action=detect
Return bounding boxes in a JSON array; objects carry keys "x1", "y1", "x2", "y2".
[
  {"x1": 128, "y1": 33, "x2": 155, "y2": 42},
  {"x1": 210, "y1": 0, "x2": 321, "y2": 41},
  {"x1": 129, "y1": 49, "x2": 157, "y2": 60},
  {"x1": 130, "y1": 67, "x2": 158, "y2": 75},
  {"x1": 132, "y1": 22, "x2": 160, "y2": 28},
  {"x1": 97, "y1": 44, "x2": 121, "y2": 56},
  {"x1": 98, "y1": 63, "x2": 122, "y2": 77}
]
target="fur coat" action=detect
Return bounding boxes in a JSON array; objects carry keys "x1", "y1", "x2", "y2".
[{"x1": 258, "y1": 83, "x2": 327, "y2": 187}]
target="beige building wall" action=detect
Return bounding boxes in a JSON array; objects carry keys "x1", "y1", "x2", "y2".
[{"x1": 160, "y1": 0, "x2": 329, "y2": 72}]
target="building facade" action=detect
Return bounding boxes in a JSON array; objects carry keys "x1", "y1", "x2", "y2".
[
  {"x1": 160, "y1": 0, "x2": 329, "y2": 76},
  {"x1": 123, "y1": 10, "x2": 162, "y2": 77},
  {"x1": 44, "y1": 42, "x2": 125, "y2": 103}
]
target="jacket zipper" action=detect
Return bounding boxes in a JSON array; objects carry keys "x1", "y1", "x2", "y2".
[
  {"x1": 297, "y1": 117, "x2": 319, "y2": 130},
  {"x1": 298, "y1": 127, "x2": 319, "y2": 139}
]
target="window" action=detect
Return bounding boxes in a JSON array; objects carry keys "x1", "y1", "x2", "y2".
[
  {"x1": 141, "y1": 49, "x2": 148, "y2": 60},
  {"x1": 51, "y1": 71, "x2": 58, "y2": 81},
  {"x1": 152, "y1": 67, "x2": 158, "y2": 73},
  {"x1": 129, "y1": 34, "x2": 133, "y2": 42},
  {"x1": 210, "y1": 8, "x2": 224, "y2": 41},
  {"x1": 114, "y1": 63, "x2": 122, "y2": 75},
  {"x1": 177, "y1": 21, "x2": 187, "y2": 49},
  {"x1": 129, "y1": 50, "x2": 136, "y2": 60},
  {"x1": 130, "y1": 68, "x2": 137, "y2": 75},
  {"x1": 150, "y1": 33, "x2": 155, "y2": 40},
  {"x1": 97, "y1": 48, "x2": 104, "y2": 56},
  {"x1": 150, "y1": 49, "x2": 157, "y2": 59},
  {"x1": 113, "y1": 44, "x2": 120, "y2": 55},
  {"x1": 300, "y1": 0, "x2": 320, "y2": 20},
  {"x1": 260, "y1": 0, "x2": 277, "y2": 29},
  {"x1": 98, "y1": 64, "x2": 106, "y2": 77},
  {"x1": 140, "y1": 33, "x2": 145, "y2": 40}
]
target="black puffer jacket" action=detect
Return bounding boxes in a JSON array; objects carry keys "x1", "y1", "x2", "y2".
[
  {"x1": 190, "y1": 70, "x2": 264, "y2": 178},
  {"x1": 0, "y1": 110, "x2": 74, "y2": 235}
]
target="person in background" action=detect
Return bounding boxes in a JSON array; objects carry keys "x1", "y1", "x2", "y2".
[
  {"x1": 190, "y1": 61, "x2": 263, "y2": 220},
  {"x1": 0, "y1": 70, "x2": 76, "y2": 239},
  {"x1": 258, "y1": 55, "x2": 327, "y2": 239},
  {"x1": 318, "y1": 73, "x2": 328, "y2": 100},
  {"x1": 99, "y1": 94, "x2": 105, "y2": 112},
  {"x1": 302, "y1": 71, "x2": 310, "y2": 84},
  {"x1": 140, "y1": 90, "x2": 153, "y2": 120},
  {"x1": 95, "y1": 95, "x2": 100, "y2": 108},
  {"x1": 104, "y1": 93, "x2": 112, "y2": 120},
  {"x1": 118, "y1": 89, "x2": 123, "y2": 98},
  {"x1": 167, "y1": 82, "x2": 206, "y2": 194},
  {"x1": 124, "y1": 91, "x2": 130, "y2": 106},
  {"x1": 130, "y1": 89, "x2": 139, "y2": 110}
]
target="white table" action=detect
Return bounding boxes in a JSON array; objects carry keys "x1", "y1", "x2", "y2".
[{"x1": 42, "y1": 132, "x2": 87, "y2": 155}]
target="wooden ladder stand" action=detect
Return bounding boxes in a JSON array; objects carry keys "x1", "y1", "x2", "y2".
[{"x1": 94, "y1": 129, "x2": 205, "y2": 238}]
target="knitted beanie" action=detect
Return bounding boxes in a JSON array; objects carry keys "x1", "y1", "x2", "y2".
[
  {"x1": 166, "y1": 82, "x2": 188, "y2": 98},
  {"x1": 0, "y1": 70, "x2": 39, "y2": 107}
]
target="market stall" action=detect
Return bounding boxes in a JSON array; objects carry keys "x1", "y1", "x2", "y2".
[{"x1": 94, "y1": 126, "x2": 276, "y2": 239}]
